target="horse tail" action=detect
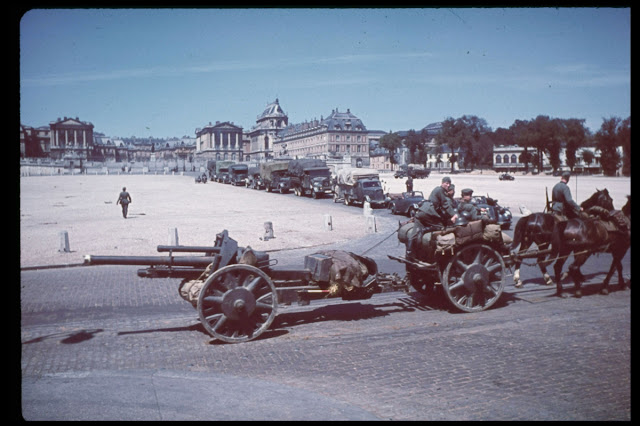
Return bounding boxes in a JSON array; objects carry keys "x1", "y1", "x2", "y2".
[{"x1": 510, "y1": 216, "x2": 527, "y2": 250}]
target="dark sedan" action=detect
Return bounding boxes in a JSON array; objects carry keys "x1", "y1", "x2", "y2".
[
  {"x1": 470, "y1": 195, "x2": 512, "y2": 230},
  {"x1": 499, "y1": 173, "x2": 515, "y2": 181},
  {"x1": 388, "y1": 191, "x2": 425, "y2": 217}
]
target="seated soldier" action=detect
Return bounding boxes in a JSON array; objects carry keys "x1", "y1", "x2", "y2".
[
  {"x1": 457, "y1": 188, "x2": 489, "y2": 222},
  {"x1": 415, "y1": 176, "x2": 458, "y2": 230}
]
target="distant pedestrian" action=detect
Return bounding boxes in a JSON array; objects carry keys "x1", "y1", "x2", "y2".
[
  {"x1": 405, "y1": 175, "x2": 414, "y2": 193},
  {"x1": 117, "y1": 187, "x2": 132, "y2": 218}
]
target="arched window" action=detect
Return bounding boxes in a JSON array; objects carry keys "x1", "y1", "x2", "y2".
[
  {"x1": 503, "y1": 154, "x2": 509, "y2": 163},
  {"x1": 495, "y1": 155, "x2": 502, "y2": 164},
  {"x1": 511, "y1": 154, "x2": 517, "y2": 163},
  {"x1": 264, "y1": 136, "x2": 270, "y2": 150}
]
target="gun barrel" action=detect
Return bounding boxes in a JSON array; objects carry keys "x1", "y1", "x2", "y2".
[
  {"x1": 156, "y1": 245, "x2": 222, "y2": 253},
  {"x1": 84, "y1": 255, "x2": 216, "y2": 267}
]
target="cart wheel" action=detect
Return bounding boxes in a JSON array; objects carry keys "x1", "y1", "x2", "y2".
[
  {"x1": 197, "y1": 264, "x2": 278, "y2": 343},
  {"x1": 442, "y1": 243, "x2": 505, "y2": 312}
]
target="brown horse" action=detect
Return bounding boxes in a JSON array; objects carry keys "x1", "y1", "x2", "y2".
[
  {"x1": 510, "y1": 212, "x2": 557, "y2": 287},
  {"x1": 550, "y1": 190, "x2": 630, "y2": 298}
]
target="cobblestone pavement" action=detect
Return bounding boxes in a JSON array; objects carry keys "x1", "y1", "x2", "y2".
[
  {"x1": 21, "y1": 257, "x2": 631, "y2": 420},
  {"x1": 20, "y1": 173, "x2": 631, "y2": 420}
]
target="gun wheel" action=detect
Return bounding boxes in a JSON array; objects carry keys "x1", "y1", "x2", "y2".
[
  {"x1": 197, "y1": 264, "x2": 278, "y2": 343},
  {"x1": 442, "y1": 244, "x2": 505, "y2": 313}
]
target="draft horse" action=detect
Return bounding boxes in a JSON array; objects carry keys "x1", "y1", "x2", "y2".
[
  {"x1": 550, "y1": 189, "x2": 630, "y2": 298},
  {"x1": 510, "y1": 212, "x2": 558, "y2": 287}
]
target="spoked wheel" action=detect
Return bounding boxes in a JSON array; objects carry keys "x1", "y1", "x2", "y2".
[
  {"x1": 197, "y1": 264, "x2": 278, "y2": 343},
  {"x1": 442, "y1": 243, "x2": 505, "y2": 312}
]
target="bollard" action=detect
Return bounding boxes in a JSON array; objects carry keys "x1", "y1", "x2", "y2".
[
  {"x1": 58, "y1": 231, "x2": 70, "y2": 253},
  {"x1": 264, "y1": 222, "x2": 275, "y2": 240},
  {"x1": 366, "y1": 216, "x2": 377, "y2": 233},
  {"x1": 324, "y1": 214, "x2": 333, "y2": 231},
  {"x1": 169, "y1": 228, "x2": 179, "y2": 246},
  {"x1": 363, "y1": 200, "x2": 373, "y2": 216}
]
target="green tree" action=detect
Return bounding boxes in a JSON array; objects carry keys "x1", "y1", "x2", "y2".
[
  {"x1": 595, "y1": 117, "x2": 622, "y2": 176},
  {"x1": 581, "y1": 149, "x2": 595, "y2": 171},
  {"x1": 510, "y1": 116, "x2": 562, "y2": 173},
  {"x1": 619, "y1": 116, "x2": 630, "y2": 176},
  {"x1": 559, "y1": 118, "x2": 589, "y2": 172},
  {"x1": 404, "y1": 129, "x2": 425, "y2": 165},
  {"x1": 518, "y1": 147, "x2": 533, "y2": 173},
  {"x1": 438, "y1": 115, "x2": 492, "y2": 170},
  {"x1": 379, "y1": 131, "x2": 403, "y2": 165},
  {"x1": 448, "y1": 153, "x2": 458, "y2": 173}
]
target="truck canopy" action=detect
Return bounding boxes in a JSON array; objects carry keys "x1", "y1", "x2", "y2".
[
  {"x1": 229, "y1": 164, "x2": 249, "y2": 174},
  {"x1": 336, "y1": 167, "x2": 380, "y2": 185},
  {"x1": 215, "y1": 161, "x2": 235, "y2": 173},
  {"x1": 260, "y1": 161, "x2": 290, "y2": 180},
  {"x1": 288, "y1": 159, "x2": 327, "y2": 176}
]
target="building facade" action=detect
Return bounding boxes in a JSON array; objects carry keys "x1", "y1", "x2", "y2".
[
  {"x1": 195, "y1": 121, "x2": 244, "y2": 162},
  {"x1": 247, "y1": 99, "x2": 289, "y2": 162},
  {"x1": 48, "y1": 117, "x2": 95, "y2": 161},
  {"x1": 492, "y1": 144, "x2": 607, "y2": 174},
  {"x1": 274, "y1": 108, "x2": 370, "y2": 167},
  {"x1": 20, "y1": 125, "x2": 51, "y2": 158}
]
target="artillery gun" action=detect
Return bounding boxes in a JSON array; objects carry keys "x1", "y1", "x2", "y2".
[{"x1": 84, "y1": 230, "x2": 392, "y2": 343}]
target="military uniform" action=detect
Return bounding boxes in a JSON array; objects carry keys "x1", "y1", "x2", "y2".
[
  {"x1": 551, "y1": 175, "x2": 581, "y2": 219},
  {"x1": 405, "y1": 176, "x2": 413, "y2": 192},
  {"x1": 457, "y1": 188, "x2": 488, "y2": 221},
  {"x1": 117, "y1": 187, "x2": 132, "y2": 218},
  {"x1": 415, "y1": 182, "x2": 457, "y2": 228}
]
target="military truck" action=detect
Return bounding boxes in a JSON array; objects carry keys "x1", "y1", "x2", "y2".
[
  {"x1": 228, "y1": 163, "x2": 249, "y2": 186},
  {"x1": 246, "y1": 166, "x2": 265, "y2": 189},
  {"x1": 408, "y1": 164, "x2": 430, "y2": 179},
  {"x1": 260, "y1": 161, "x2": 291, "y2": 194},
  {"x1": 214, "y1": 161, "x2": 235, "y2": 183},
  {"x1": 288, "y1": 159, "x2": 333, "y2": 199},
  {"x1": 333, "y1": 167, "x2": 387, "y2": 208}
]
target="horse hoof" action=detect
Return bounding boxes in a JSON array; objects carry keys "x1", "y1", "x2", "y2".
[
  {"x1": 600, "y1": 288, "x2": 609, "y2": 296},
  {"x1": 557, "y1": 292, "x2": 569, "y2": 299},
  {"x1": 514, "y1": 281, "x2": 523, "y2": 288},
  {"x1": 575, "y1": 291, "x2": 582, "y2": 298}
]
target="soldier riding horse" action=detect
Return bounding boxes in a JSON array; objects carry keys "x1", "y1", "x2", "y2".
[{"x1": 550, "y1": 190, "x2": 630, "y2": 298}]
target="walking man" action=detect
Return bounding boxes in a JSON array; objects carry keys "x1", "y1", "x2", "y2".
[{"x1": 117, "y1": 187, "x2": 132, "y2": 218}]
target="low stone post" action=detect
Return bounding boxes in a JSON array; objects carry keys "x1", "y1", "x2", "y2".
[
  {"x1": 324, "y1": 214, "x2": 333, "y2": 231},
  {"x1": 58, "y1": 231, "x2": 70, "y2": 253},
  {"x1": 169, "y1": 228, "x2": 179, "y2": 246}
]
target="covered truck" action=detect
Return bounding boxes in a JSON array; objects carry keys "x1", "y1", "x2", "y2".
[
  {"x1": 333, "y1": 167, "x2": 387, "y2": 208},
  {"x1": 214, "y1": 161, "x2": 235, "y2": 183},
  {"x1": 260, "y1": 161, "x2": 291, "y2": 194},
  {"x1": 288, "y1": 159, "x2": 333, "y2": 199},
  {"x1": 228, "y1": 163, "x2": 249, "y2": 186},
  {"x1": 246, "y1": 166, "x2": 265, "y2": 189}
]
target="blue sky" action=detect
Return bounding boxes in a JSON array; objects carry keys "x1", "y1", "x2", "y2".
[{"x1": 20, "y1": 8, "x2": 630, "y2": 139}]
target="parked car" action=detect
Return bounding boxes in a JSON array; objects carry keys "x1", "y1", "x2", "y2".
[
  {"x1": 499, "y1": 173, "x2": 515, "y2": 181},
  {"x1": 470, "y1": 195, "x2": 512, "y2": 230},
  {"x1": 388, "y1": 191, "x2": 425, "y2": 217}
]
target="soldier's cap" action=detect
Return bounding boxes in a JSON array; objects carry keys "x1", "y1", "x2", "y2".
[
  {"x1": 461, "y1": 188, "x2": 473, "y2": 196},
  {"x1": 562, "y1": 171, "x2": 571, "y2": 179},
  {"x1": 449, "y1": 184, "x2": 455, "y2": 191},
  {"x1": 442, "y1": 176, "x2": 452, "y2": 183}
]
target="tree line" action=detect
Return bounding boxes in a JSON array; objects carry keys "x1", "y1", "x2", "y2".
[{"x1": 379, "y1": 115, "x2": 630, "y2": 177}]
